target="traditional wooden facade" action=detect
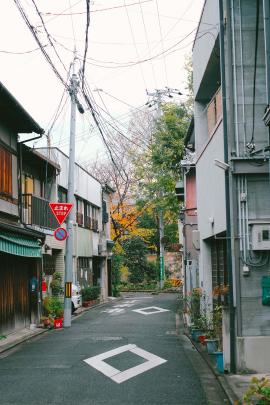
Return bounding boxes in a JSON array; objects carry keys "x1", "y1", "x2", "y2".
[{"x1": 0, "y1": 82, "x2": 44, "y2": 335}]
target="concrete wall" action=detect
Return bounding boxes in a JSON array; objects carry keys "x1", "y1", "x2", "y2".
[
  {"x1": 193, "y1": 0, "x2": 220, "y2": 98},
  {"x1": 196, "y1": 123, "x2": 226, "y2": 240},
  {"x1": 37, "y1": 148, "x2": 102, "y2": 207},
  {"x1": 237, "y1": 336, "x2": 270, "y2": 373}
]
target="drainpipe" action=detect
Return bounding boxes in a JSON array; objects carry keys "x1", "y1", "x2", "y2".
[
  {"x1": 219, "y1": 0, "x2": 236, "y2": 373},
  {"x1": 263, "y1": 0, "x2": 270, "y2": 185}
]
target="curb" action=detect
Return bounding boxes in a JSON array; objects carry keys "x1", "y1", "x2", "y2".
[
  {"x1": 0, "y1": 328, "x2": 49, "y2": 355},
  {"x1": 0, "y1": 296, "x2": 123, "y2": 355},
  {"x1": 185, "y1": 333, "x2": 239, "y2": 404},
  {"x1": 71, "y1": 296, "x2": 123, "y2": 321}
]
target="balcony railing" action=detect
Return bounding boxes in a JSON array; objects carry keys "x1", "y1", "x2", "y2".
[{"x1": 22, "y1": 194, "x2": 58, "y2": 230}]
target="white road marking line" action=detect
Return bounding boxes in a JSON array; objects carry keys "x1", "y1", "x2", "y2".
[
  {"x1": 132, "y1": 306, "x2": 170, "y2": 315},
  {"x1": 83, "y1": 344, "x2": 167, "y2": 384},
  {"x1": 124, "y1": 297, "x2": 152, "y2": 300},
  {"x1": 102, "y1": 308, "x2": 125, "y2": 314}
]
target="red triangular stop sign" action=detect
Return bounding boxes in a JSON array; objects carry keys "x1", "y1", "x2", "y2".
[{"x1": 49, "y1": 203, "x2": 73, "y2": 225}]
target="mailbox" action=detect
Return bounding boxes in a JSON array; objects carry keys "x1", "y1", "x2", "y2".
[{"x1": 262, "y1": 276, "x2": 270, "y2": 306}]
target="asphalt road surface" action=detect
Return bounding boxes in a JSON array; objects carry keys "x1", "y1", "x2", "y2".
[{"x1": 0, "y1": 293, "x2": 228, "y2": 405}]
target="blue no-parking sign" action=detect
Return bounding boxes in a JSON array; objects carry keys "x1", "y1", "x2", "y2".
[{"x1": 54, "y1": 227, "x2": 68, "y2": 241}]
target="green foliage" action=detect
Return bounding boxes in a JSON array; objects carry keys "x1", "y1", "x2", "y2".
[
  {"x1": 81, "y1": 286, "x2": 100, "y2": 301},
  {"x1": 151, "y1": 103, "x2": 188, "y2": 176},
  {"x1": 240, "y1": 377, "x2": 270, "y2": 404},
  {"x1": 119, "y1": 281, "x2": 157, "y2": 291},
  {"x1": 119, "y1": 236, "x2": 158, "y2": 285},
  {"x1": 111, "y1": 253, "x2": 123, "y2": 297},
  {"x1": 122, "y1": 236, "x2": 148, "y2": 284},
  {"x1": 134, "y1": 102, "x2": 189, "y2": 252},
  {"x1": 43, "y1": 296, "x2": 63, "y2": 318},
  {"x1": 144, "y1": 261, "x2": 158, "y2": 282},
  {"x1": 50, "y1": 272, "x2": 63, "y2": 296}
]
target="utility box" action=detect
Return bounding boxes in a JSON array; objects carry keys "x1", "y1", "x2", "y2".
[
  {"x1": 262, "y1": 276, "x2": 270, "y2": 306},
  {"x1": 250, "y1": 223, "x2": 270, "y2": 250}
]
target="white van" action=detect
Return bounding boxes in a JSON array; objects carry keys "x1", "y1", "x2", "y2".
[{"x1": 72, "y1": 284, "x2": 82, "y2": 313}]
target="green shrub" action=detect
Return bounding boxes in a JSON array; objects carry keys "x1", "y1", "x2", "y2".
[
  {"x1": 82, "y1": 286, "x2": 101, "y2": 301},
  {"x1": 240, "y1": 377, "x2": 270, "y2": 405},
  {"x1": 50, "y1": 272, "x2": 63, "y2": 296},
  {"x1": 43, "y1": 296, "x2": 63, "y2": 318}
]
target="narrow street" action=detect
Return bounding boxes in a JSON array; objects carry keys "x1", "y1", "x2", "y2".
[{"x1": 0, "y1": 293, "x2": 227, "y2": 405}]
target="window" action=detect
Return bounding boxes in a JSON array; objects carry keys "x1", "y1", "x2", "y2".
[
  {"x1": 58, "y1": 187, "x2": 67, "y2": 203},
  {"x1": 102, "y1": 200, "x2": 109, "y2": 224},
  {"x1": 91, "y1": 205, "x2": 99, "y2": 231},
  {"x1": 76, "y1": 198, "x2": 84, "y2": 226},
  {"x1": 84, "y1": 203, "x2": 92, "y2": 229},
  {"x1": 0, "y1": 146, "x2": 12, "y2": 199}
]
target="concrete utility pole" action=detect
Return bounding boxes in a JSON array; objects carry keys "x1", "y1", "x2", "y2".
[
  {"x1": 64, "y1": 67, "x2": 80, "y2": 328},
  {"x1": 146, "y1": 87, "x2": 182, "y2": 290}
]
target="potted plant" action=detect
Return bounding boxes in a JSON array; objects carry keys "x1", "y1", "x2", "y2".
[
  {"x1": 42, "y1": 296, "x2": 64, "y2": 329},
  {"x1": 205, "y1": 330, "x2": 219, "y2": 354},
  {"x1": 40, "y1": 315, "x2": 54, "y2": 329},
  {"x1": 50, "y1": 272, "x2": 63, "y2": 296},
  {"x1": 239, "y1": 377, "x2": 270, "y2": 405},
  {"x1": 213, "y1": 351, "x2": 224, "y2": 373},
  {"x1": 82, "y1": 286, "x2": 101, "y2": 307}
]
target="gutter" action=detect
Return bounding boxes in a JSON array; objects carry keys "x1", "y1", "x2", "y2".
[{"x1": 219, "y1": 0, "x2": 236, "y2": 373}]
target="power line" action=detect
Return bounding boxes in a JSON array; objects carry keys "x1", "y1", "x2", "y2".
[
  {"x1": 138, "y1": 0, "x2": 157, "y2": 87},
  {"x1": 50, "y1": 24, "x2": 213, "y2": 70},
  {"x1": 79, "y1": 28, "x2": 198, "y2": 68},
  {"x1": 43, "y1": 0, "x2": 84, "y2": 24},
  {"x1": 31, "y1": 0, "x2": 68, "y2": 73},
  {"x1": 79, "y1": 79, "x2": 127, "y2": 180},
  {"x1": 13, "y1": 0, "x2": 68, "y2": 87},
  {"x1": 0, "y1": 46, "x2": 45, "y2": 54},
  {"x1": 155, "y1": 0, "x2": 168, "y2": 85},
  {"x1": 91, "y1": 94, "x2": 150, "y2": 150},
  {"x1": 41, "y1": 0, "x2": 153, "y2": 17},
  {"x1": 81, "y1": 0, "x2": 91, "y2": 90},
  {"x1": 68, "y1": 0, "x2": 77, "y2": 47},
  {"x1": 124, "y1": 0, "x2": 147, "y2": 89}
]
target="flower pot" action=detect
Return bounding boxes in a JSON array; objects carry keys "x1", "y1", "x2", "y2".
[
  {"x1": 198, "y1": 335, "x2": 206, "y2": 345},
  {"x1": 191, "y1": 329, "x2": 204, "y2": 342},
  {"x1": 82, "y1": 301, "x2": 92, "y2": 307},
  {"x1": 54, "y1": 318, "x2": 63, "y2": 329},
  {"x1": 205, "y1": 339, "x2": 218, "y2": 354},
  {"x1": 213, "y1": 351, "x2": 224, "y2": 373}
]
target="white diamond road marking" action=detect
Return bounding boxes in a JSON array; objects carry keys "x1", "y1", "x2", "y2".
[
  {"x1": 83, "y1": 344, "x2": 167, "y2": 384},
  {"x1": 102, "y1": 300, "x2": 139, "y2": 314},
  {"x1": 132, "y1": 306, "x2": 170, "y2": 315}
]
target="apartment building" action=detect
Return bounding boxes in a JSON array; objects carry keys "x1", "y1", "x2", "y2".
[
  {"x1": 34, "y1": 147, "x2": 114, "y2": 302},
  {"x1": 189, "y1": 0, "x2": 270, "y2": 372}
]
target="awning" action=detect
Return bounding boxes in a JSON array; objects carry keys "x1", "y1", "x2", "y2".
[{"x1": 0, "y1": 231, "x2": 42, "y2": 258}]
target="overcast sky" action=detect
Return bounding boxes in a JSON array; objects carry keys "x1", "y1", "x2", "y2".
[{"x1": 0, "y1": 0, "x2": 204, "y2": 164}]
